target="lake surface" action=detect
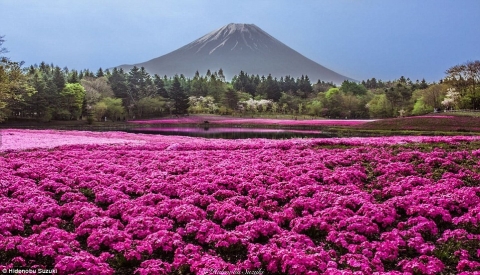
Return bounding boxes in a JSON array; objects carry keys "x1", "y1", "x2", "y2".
[{"x1": 128, "y1": 127, "x2": 335, "y2": 139}]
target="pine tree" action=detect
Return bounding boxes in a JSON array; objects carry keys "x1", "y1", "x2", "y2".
[
  {"x1": 420, "y1": 78, "x2": 428, "y2": 89},
  {"x1": 28, "y1": 72, "x2": 49, "y2": 119},
  {"x1": 265, "y1": 74, "x2": 281, "y2": 101},
  {"x1": 224, "y1": 87, "x2": 239, "y2": 110},
  {"x1": 109, "y1": 68, "x2": 128, "y2": 106},
  {"x1": 170, "y1": 76, "x2": 189, "y2": 114},
  {"x1": 218, "y1": 68, "x2": 225, "y2": 82},
  {"x1": 153, "y1": 74, "x2": 169, "y2": 98},
  {"x1": 127, "y1": 66, "x2": 142, "y2": 103},
  {"x1": 96, "y1": 68, "x2": 104, "y2": 78},
  {"x1": 139, "y1": 67, "x2": 151, "y2": 96},
  {"x1": 68, "y1": 70, "x2": 79, "y2": 83},
  {"x1": 52, "y1": 66, "x2": 66, "y2": 92}
]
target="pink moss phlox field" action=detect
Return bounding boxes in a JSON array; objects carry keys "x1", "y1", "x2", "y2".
[
  {"x1": 0, "y1": 129, "x2": 146, "y2": 151},
  {"x1": 1, "y1": 130, "x2": 480, "y2": 274},
  {"x1": 134, "y1": 127, "x2": 324, "y2": 135},
  {"x1": 408, "y1": 115, "x2": 455, "y2": 119},
  {"x1": 130, "y1": 117, "x2": 374, "y2": 126}
]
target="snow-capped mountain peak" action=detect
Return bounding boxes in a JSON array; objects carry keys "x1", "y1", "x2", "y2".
[
  {"x1": 184, "y1": 23, "x2": 279, "y2": 55},
  {"x1": 117, "y1": 23, "x2": 353, "y2": 84}
]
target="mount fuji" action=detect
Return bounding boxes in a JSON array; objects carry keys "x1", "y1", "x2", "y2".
[{"x1": 117, "y1": 23, "x2": 353, "y2": 84}]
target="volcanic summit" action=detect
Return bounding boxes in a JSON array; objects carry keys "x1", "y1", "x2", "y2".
[{"x1": 117, "y1": 23, "x2": 352, "y2": 84}]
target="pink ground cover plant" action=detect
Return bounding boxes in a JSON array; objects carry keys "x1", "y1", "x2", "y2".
[
  {"x1": 134, "y1": 127, "x2": 323, "y2": 135},
  {"x1": 1, "y1": 130, "x2": 480, "y2": 274},
  {"x1": 0, "y1": 129, "x2": 146, "y2": 151},
  {"x1": 129, "y1": 117, "x2": 374, "y2": 126}
]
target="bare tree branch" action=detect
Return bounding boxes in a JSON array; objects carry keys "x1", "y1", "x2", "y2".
[{"x1": 0, "y1": 35, "x2": 8, "y2": 56}]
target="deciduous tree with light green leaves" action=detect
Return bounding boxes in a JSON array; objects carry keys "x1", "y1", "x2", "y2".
[
  {"x1": 0, "y1": 42, "x2": 36, "y2": 121},
  {"x1": 306, "y1": 100, "x2": 323, "y2": 116},
  {"x1": 322, "y1": 88, "x2": 344, "y2": 118},
  {"x1": 92, "y1": 101, "x2": 107, "y2": 121},
  {"x1": 1, "y1": 62, "x2": 36, "y2": 114},
  {"x1": 60, "y1": 83, "x2": 85, "y2": 120},
  {"x1": 136, "y1": 97, "x2": 166, "y2": 118},
  {"x1": 366, "y1": 94, "x2": 391, "y2": 118},
  {"x1": 412, "y1": 97, "x2": 430, "y2": 115},
  {"x1": 444, "y1": 60, "x2": 480, "y2": 109},
  {"x1": 411, "y1": 83, "x2": 448, "y2": 115},
  {"x1": 102, "y1": 97, "x2": 124, "y2": 121}
]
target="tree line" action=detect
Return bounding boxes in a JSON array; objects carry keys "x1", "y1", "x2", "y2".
[{"x1": 1, "y1": 36, "x2": 479, "y2": 122}]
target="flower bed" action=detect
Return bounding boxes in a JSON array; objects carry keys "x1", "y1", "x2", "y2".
[
  {"x1": 1, "y1": 130, "x2": 480, "y2": 274},
  {"x1": 0, "y1": 129, "x2": 146, "y2": 151},
  {"x1": 133, "y1": 127, "x2": 322, "y2": 134},
  {"x1": 129, "y1": 117, "x2": 374, "y2": 127}
]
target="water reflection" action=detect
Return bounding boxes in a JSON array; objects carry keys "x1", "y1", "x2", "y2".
[{"x1": 128, "y1": 127, "x2": 334, "y2": 139}]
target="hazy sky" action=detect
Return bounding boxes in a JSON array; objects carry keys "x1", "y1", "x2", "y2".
[{"x1": 1, "y1": 0, "x2": 479, "y2": 82}]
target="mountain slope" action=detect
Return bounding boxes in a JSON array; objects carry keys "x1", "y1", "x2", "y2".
[{"x1": 117, "y1": 23, "x2": 353, "y2": 84}]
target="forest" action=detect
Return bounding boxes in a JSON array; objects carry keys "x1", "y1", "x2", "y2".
[{"x1": 1, "y1": 37, "x2": 479, "y2": 123}]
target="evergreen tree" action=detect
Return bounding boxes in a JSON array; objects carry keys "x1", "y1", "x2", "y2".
[
  {"x1": 44, "y1": 72, "x2": 61, "y2": 112},
  {"x1": 224, "y1": 87, "x2": 239, "y2": 110},
  {"x1": 340, "y1": 81, "x2": 367, "y2": 96},
  {"x1": 68, "y1": 70, "x2": 79, "y2": 83},
  {"x1": 232, "y1": 71, "x2": 258, "y2": 97},
  {"x1": 218, "y1": 68, "x2": 225, "y2": 82},
  {"x1": 28, "y1": 65, "x2": 36, "y2": 76},
  {"x1": 191, "y1": 75, "x2": 208, "y2": 97},
  {"x1": 126, "y1": 66, "x2": 153, "y2": 103},
  {"x1": 96, "y1": 68, "x2": 104, "y2": 78},
  {"x1": 302, "y1": 75, "x2": 313, "y2": 95},
  {"x1": 52, "y1": 66, "x2": 66, "y2": 92},
  {"x1": 365, "y1": 78, "x2": 379, "y2": 89},
  {"x1": 295, "y1": 75, "x2": 313, "y2": 98},
  {"x1": 170, "y1": 76, "x2": 189, "y2": 114},
  {"x1": 259, "y1": 74, "x2": 281, "y2": 101},
  {"x1": 419, "y1": 78, "x2": 428, "y2": 89},
  {"x1": 28, "y1": 71, "x2": 49, "y2": 119},
  {"x1": 39, "y1": 62, "x2": 49, "y2": 74},
  {"x1": 109, "y1": 68, "x2": 128, "y2": 106},
  {"x1": 207, "y1": 74, "x2": 226, "y2": 102},
  {"x1": 127, "y1": 66, "x2": 142, "y2": 103},
  {"x1": 233, "y1": 71, "x2": 247, "y2": 92},
  {"x1": 139, "y1": 67, "x2": 151, "y2": 97},
  {"x1": 153, "y1": 74, "x2": 169, "y2": 98},
  {"x1": 283, "y1": 75, "x2": 298, "y2": 93}
]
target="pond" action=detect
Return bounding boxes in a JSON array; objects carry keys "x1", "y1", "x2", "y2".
[{"x1": 127, "y1": 127, "x2": 335, "y2": 139}]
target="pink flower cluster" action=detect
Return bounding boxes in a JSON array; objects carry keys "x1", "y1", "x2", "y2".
[
  {"x1": 1, "y1": 130, "x2": 480, "y2": 274},
  {"x1": 130, "y1": 117, "x2": 375, "y2": 126},
  {"x1": 0, "y1": 129, "x2": 145, "y2": 151}
]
